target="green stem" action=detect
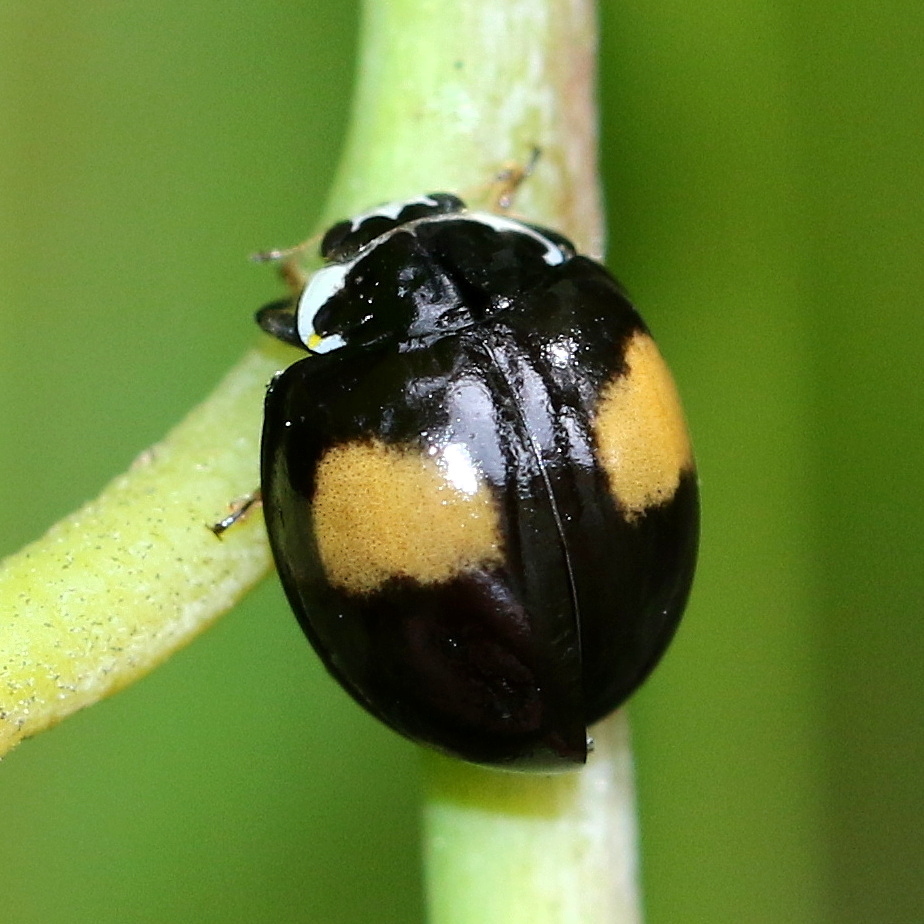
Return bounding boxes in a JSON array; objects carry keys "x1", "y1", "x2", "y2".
[
  {"x1": 424, "y1": 712, "x2": 641, "y2": 924},
  {"x1": 325, "y1": 0, "x2": 604, "y2": 253},
  {"x1": 0, "y1": 344, "x2": 283, "y2": 754},
  {"x1": 0, "y1": 0, "x2": 640, "y2": 920}
]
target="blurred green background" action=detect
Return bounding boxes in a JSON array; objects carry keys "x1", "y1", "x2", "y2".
[{"x1": 1, "y1": 2, "x2": 921, "y2": 922}]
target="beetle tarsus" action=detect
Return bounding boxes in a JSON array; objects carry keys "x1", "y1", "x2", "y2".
[{"x1": 209, "y1": 491, "x2": 262, "y2": 539}]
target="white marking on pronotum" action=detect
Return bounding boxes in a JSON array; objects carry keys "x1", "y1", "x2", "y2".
[
  {"x1": 297, "y1": 263, "x2": 350, "y2": 349},
  {"x1": 348, "y1": 195, "x2": 442, "y2": 232},
  {"x1": 295, "y1": 197, "x2": 567, "y2": 354},
  {"x1": 465, "y1": 212, "x2": 566, "y2": 266},
  {"x1": 307, "y1": 332, "x2": 347, "y2": 354}
]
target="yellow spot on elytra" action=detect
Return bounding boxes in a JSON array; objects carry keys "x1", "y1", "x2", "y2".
[
  {"x1": 594, "y1": 332, "x2": 694, "y2": 521},
  {"x1": 312, "y1": 439, "x2": 503, "y2": 594}
]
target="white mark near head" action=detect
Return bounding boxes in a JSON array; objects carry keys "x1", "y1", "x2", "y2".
[
  {"x1": 349, "y1": 195, "x2": 442, "y2": 231},
  {"x1": 297, "y1": 262, "x2": 350, "y2": 348},
  {"x1": 307, "y1": 332, "x2": 347, "y2": 354},
  {"x1": 465, "y1": 212, "x2": 566, "y2": 266}
]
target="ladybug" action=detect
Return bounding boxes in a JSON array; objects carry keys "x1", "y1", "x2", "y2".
[{"x1": 254, "y1": 192, "x2": 698, "y2": 771}]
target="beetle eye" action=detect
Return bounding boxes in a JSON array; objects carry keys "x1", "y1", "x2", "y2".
[{"x1": 318, "y1": 220, "x2": 352, "y2": 260}]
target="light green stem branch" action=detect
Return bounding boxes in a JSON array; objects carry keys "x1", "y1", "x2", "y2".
[
  {"x1": 1, "y1": 0, "x2": 641, "y2": 920},
  {"x1": 0, "y1": 344, "x2": 282, "y2": 754},
  {"x1": 424, "y1": 713, "x2": 641, "y2": 923}
]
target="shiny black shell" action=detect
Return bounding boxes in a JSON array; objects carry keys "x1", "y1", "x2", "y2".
[{"x1": 259, "y1": 197, "x2": 698, "y2": 771}]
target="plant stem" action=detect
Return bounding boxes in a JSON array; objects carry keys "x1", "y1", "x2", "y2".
[
  {"x1": 0, "y1": 344, "x2": 283, "y2": 755},
  {"x1": 325, "y1": 0, "x2": 604, "y2": 254},
  {"x1": 424, "y1": 712, "x2": 641, "y2": 924}
]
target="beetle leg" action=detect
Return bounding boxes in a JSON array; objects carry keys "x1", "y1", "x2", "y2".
[
  {"x1": 209, "y1": 490, "x2": 263, "y2": 539},
  {"x1": 490, "y1": 145, "x2": 542, "y2": 210},
  {"x1": 463, "y1": 147, "x2": 542, "y2": 214}
]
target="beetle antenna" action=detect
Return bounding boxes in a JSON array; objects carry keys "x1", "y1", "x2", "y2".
[
  {"x1": 492, "y1": 146, "x2": 542, "y2": 210},
  {"x1": 251, "y1": 232, "x2": 323, "y2": 292},
  {"x1": 250, "y1": 230, "x2": 323, "y2": 265}
]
